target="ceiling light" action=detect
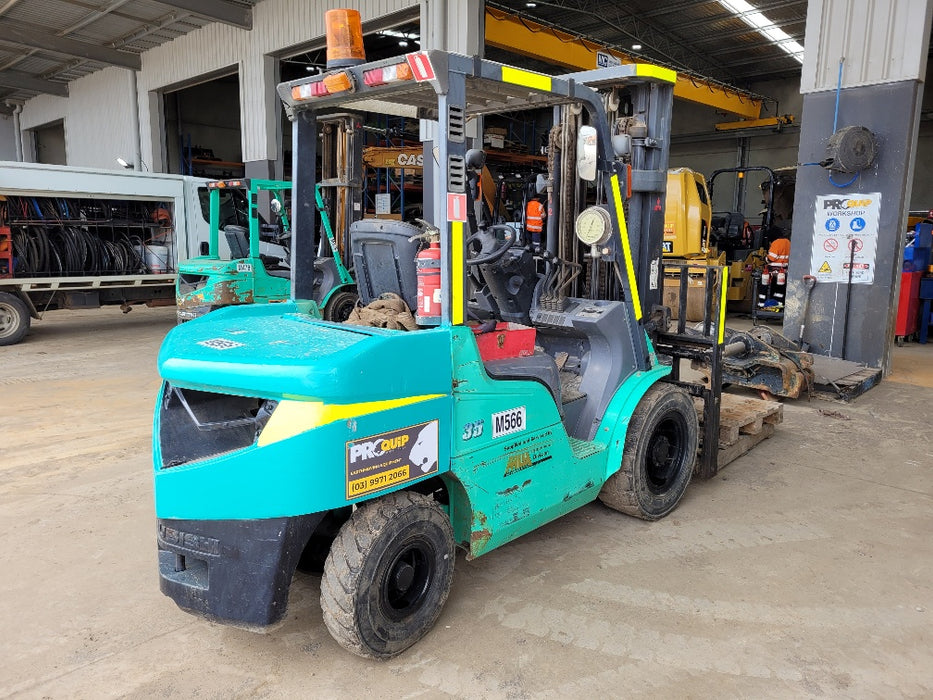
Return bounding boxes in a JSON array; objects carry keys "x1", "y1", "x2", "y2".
[
  {"x1": 632, "y1": 43, "x2": 642, "y2": 50},
  {"x1": 398, "y1": 40, "x2": 408, "y2": 47},
  {"x1": 379, "y1": 29, "x2": 420, "y2": 39},
  {"x1": 719, "y1": 0, "x2": 804, "y2": 63},
  {"x1": 116, "y1": 157, "x2": 132, "y2": 169},
  {"x1": 526, "y1": 2, "x2": 537, "y2": 7}
]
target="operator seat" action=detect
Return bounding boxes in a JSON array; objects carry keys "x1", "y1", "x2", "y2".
[
  {"x1": 224, "y1": 225, "x2": 249, "y2": 259},
  {"x1": 349, "y1": 218, "x2": 422, "y2": 311}
]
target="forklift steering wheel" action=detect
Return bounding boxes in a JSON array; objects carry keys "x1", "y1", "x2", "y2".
[{"x1": 466, "y1": 224, "x2": 516, "y2": 266}]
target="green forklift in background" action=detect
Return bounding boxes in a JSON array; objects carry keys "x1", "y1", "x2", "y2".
[
  {"x1": 176, "y1": 177, "x2": 358, "y2": 323},
  {"x1": 153, "y1": 16, "x2": 731, "y2": 660}
]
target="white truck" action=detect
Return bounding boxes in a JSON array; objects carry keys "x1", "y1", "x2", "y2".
[{"x1": 0, "y1": 162, "x2": 215, "y2": 346}]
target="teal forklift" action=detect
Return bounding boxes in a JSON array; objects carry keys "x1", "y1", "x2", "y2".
[
  {"x1": 175, "y1": 177, "x2": 357, "y2": 322},
  {"x1": 154, "y1": 38, "x2": 728, "y2": 658}
]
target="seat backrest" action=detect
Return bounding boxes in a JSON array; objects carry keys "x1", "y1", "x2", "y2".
[
  {"x1": 349, "y1": 218, "x2": 423, "y2": 310},
  {"x1": 224, "y1": 225, "x2": 249, "y2": 259}
]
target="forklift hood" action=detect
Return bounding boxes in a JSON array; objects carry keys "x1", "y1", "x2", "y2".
[{"x1": 158, "y1": 305, "x2": 453, "y2": 403}]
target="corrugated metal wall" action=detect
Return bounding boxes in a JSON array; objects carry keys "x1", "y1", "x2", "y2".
[
  {"x1": 19, "y1": 0, "x2": 418, "y2": 169},
  {"x1": 20, "y1": 66, "x2": 137, "y2": 169},
  {"x1": 800, "y1": 0, "x2": 933, "y2": 93}
]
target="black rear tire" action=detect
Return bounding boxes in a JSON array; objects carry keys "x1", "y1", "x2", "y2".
[
  {"x1": 320, "y1": 491, "x2": 455, "y2": 658},
  {"x1": 323, "y1": 289, "x2": 359, "y2": 322},
  {"x1": 0, "y1": 292, "x2": 30, "y2": 346},
  {"x1": 598, "y1": 383, "x2": 698, "y2": 520}
]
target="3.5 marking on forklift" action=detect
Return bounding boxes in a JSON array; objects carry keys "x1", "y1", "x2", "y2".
[
  {"x1": 492, "y1": 406, "x2": 526, "y2": 438},
  {"x1": 345, "y1": 420, "x2": 439, "y2": 499}
]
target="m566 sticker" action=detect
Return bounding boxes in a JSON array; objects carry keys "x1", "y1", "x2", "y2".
[
  {"x1": 492, "y1": 406, "x2": 526, "y2": 438},
  {"x1": 346, "y1": 420, "x2": 439, "y2": 499}
]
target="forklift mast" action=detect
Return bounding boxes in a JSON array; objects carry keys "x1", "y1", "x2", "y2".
[{"x1": 561, "y1": 67, "x2": 674, "y2": 317}]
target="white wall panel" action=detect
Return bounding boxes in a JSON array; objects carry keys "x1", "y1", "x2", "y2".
[
  {"x1": 20, "y1": 66, "x2": 136, "y2": 169},
  {"x1": 801, "y1": 0, "x2": 933, "y2": 93}
]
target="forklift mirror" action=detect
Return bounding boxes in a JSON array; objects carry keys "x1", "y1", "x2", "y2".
[
  {"x1": 270, "y1": 199, "x2": 282, "y2": 216},
  {"x1": 577, "y1": 126, "x2": 598, "y2": 181}
]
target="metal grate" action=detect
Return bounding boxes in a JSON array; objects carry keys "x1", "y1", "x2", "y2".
[
  {"x1": 447, "y1": 104, "x2": 465, "y2": 142},
  {"x1": 447, "y1": 155, "x2": 465, "y2": 193}
]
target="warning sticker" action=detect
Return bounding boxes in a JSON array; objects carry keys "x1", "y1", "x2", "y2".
[
  {"x1": 810, "y1": 193, "x2": 880, "y2": 284},
  {"x1": 346, "y1": 420, "x2": 439, "y2": 499}
]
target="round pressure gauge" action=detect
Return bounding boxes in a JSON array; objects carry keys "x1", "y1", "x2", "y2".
[{"x1": 575, "y1": 206, "x2": 612, "y2": 246}]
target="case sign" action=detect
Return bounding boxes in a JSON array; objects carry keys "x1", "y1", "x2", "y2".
[
  {"x1": 810, "y1": 192, "x2": 881, "y2": 284},
  {"x1": 346, "y1": 420, "x2": 439, "y2": 499}
]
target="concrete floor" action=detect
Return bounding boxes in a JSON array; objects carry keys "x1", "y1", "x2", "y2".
[{"x1": 1, "y1": 306, "x2": 931, "y2": 698}]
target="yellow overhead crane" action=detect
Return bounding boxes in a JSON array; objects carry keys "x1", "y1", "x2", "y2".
[{"x1": 485, "y1": 7, "x2": 764, "y2": 121}]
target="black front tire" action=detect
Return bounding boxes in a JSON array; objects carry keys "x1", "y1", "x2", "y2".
[
  {"x1": 320, "y1": 491, "x2": 455, "y2": 659},
  {"x1": 0, "y1": 292, "x2": 30, "y2": 346},
  {"x1": 323, "y1": 289, "x2": 359, "y2": 322},
  {"x1": 598, "y1": 383, "x2": 698, "y2": 520}
]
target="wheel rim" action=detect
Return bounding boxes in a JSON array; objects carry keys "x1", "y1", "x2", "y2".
[
  {"x1": 645, "y1": 413, "x2": 688, "y2": 494},
  {"x1": 0, "y1": 303, "x2": 14, "y2": 338},
  {"x1": 380, "y1": 537, "x2": 435, "y2": 621}
]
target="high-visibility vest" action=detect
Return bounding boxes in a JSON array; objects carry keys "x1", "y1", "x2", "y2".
[
  {"x1": 526, "y1": 199, "x2": 545, "y2": 233},
  {"x1": 767, "y1": 237, "x2": 790, "y2": 265}
]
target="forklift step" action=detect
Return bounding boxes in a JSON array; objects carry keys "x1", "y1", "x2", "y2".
[{"x1": 567, "y1": 437, "x2": 606, "y2": 460}]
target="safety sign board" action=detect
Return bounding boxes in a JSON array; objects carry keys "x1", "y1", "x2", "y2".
[
  {"x1": 346, "y1": 420, "x2": 439, "y2": 499},
  {"x1": 810, "y1": 192, "x2": 880, "y2": 284}
]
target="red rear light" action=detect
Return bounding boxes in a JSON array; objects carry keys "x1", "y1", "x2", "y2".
[
  {"x1": 291, "y1": 81, "x2": 329, "y2": 101},
  {"x1": 363, "y1": 62, "x2": 414, "y2": 87}
]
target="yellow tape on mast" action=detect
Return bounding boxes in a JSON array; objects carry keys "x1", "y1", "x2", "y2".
[
  {"x1": 451, "y1": 220, "x2": 464, "y2": 325},
  {"x1": 718, "y1": 266, "x2": 729, "y2": 344},
  {"x1": 610, "y1": 173, "x2": 642, "y2": 321}
]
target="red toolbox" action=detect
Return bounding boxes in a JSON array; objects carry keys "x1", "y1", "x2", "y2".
[{"x1": 472, "y1": 322, "x2": 536, "y2": 360}]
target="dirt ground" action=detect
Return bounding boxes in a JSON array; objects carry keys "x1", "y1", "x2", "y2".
[{"x1": 1, "y1": 306, "x2": 931, "y2": 699}]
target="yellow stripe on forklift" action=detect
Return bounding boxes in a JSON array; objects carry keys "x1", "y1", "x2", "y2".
[
  {"x1": 451, "y1": 220, "x2": 464, "y2": 325},
  {"x1": 610, "y1": 173, "x2": 642, "y2": 321},
  {"x1": 635, "y1": 64, "x2": 677, "y2": 84},
  {"x1": 501, "y1": 66, "x2": 552, "y2": 92},
  {"x1": 257, "y1": 394, "x2": 444, "y2": 447},
  {"x1": 718, "y1": 266, "x2": 729, "y2": 344}
]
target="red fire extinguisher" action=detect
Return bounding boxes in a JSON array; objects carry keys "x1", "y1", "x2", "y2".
[{"x1": 416, "y1": 239, "x2": 442, "y2": 324}]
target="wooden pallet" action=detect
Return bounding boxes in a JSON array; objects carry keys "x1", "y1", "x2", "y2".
[{"x1": 695, "y1": 393, "x2": 783, "y2": 473}]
